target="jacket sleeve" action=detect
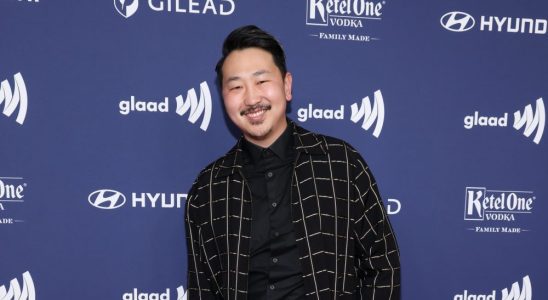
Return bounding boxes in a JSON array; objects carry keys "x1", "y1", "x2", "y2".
[
  {"x1": 185, "y1": 185, "x2": 217, "y2": 300},
  {"x1": 351, "y1": 152, "x2": 401, "y2": 300}
]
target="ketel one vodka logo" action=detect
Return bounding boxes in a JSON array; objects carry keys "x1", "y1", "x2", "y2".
[
  {"x1": 463, "y1": 98, "x2": 545, "y2": 144},
  {"x1": 0, "y1": 271, "x2": 36, "y2": 300},
  {"x1": 464, "y1": 187, "x2": 534, "y2": 233},
  {"x1": 118, "y1": 81, "x2": 212, "y2": 131},
  {"x1": 306, "y1": 0, "x2": 384, "y2": 28},
  {"x1": 1, "y1": 72, "x2": 28, "y2": 125},
  {"x1": 0, "y1": 177, "x2": 27, "y2": 225}
]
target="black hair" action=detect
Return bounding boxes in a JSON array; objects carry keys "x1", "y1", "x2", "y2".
[{"x1": 215, "y1": 25, "x2": 287, "y2": 84}]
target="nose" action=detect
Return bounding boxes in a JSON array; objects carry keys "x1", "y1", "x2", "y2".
[{"x1": 243, "y1": 84, "x2": 261, "y2": 106}]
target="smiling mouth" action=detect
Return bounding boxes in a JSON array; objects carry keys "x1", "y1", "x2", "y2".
[{"x1": 240, "y1": 104, "x2": 272, "y2": 117}]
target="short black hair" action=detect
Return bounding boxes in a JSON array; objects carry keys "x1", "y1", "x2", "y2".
[{"x1": 215, "y1": 25, "x2": 287, "y2": 84}]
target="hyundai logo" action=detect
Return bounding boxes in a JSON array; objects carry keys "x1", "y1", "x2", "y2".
[
  {"x1": 440, "y1": 11, "x2": 475, "y2": 32},
  {"x1": 88, "y1": 189, "x2": 126, "y2": 209}
]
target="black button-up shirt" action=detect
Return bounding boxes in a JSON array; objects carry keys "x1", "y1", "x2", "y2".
[{"x1": 241, "y1": 125, "x2": 305, "y2": 299}]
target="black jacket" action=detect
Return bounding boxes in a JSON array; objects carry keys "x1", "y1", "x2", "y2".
[{"x1": 185, "y1": 121, "x2": 400, "y2": 299}]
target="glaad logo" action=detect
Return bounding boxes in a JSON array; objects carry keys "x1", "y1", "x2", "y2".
[
  {"x1": 1, "y1": 72, "x2": 28, "y2": 125},
  {"x1": 114, "y1": 0, "x2": 139, "y2": 18},
  {"x1": 175, "y1": 81, "x2": 212, "y2": 131},
  {"x1": 0, "y1": 271, "x2": 35, "y2": 300},
  {"x1": 502, "y1": 276, "x2": 532, "y2": 300},
  {"x1": 88, "y1": 189, "x2": 187, "y2": 209},
  {"x1": 464, "y1": 187, "x2": 534, "y2": 233},
  {"x1": 122, "y1": 286, "x2": 187, "y2": 300},
  {"x1": 453, "y1": 275, "x2": 531, "y2": 300},
  {"x1": 441, "y1": 11, "x2": 548, "y2": 35},
  {"x1": 513, "y1": 98, "x2": 545, "y2": 144},
  {"x1": 88, "y1": 189, "x2": 126, "y2": 209},
  {"x1": 440, "y1": 11, "x2": 475, "y2": 32},
  {"x1": 297, "y1": 90, "x2": 385, "y2": 138},
  {"x1": 463, "y1": 98, "x2": 545, "y2": 144},
  {"x1": 350, "y1": 89, "x2": 384, "y2": 138},
  {"x1": 176, "y1": 286, "x2": 187, "y2": 300},
  {"x1": 119, "y1": 81, "x2": 213, "y2": 131},
  {"x1": 116, "y1": 0, "x2": 235, "y2": 18}
]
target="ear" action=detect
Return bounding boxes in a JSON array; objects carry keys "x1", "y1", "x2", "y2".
[{"x1": 283, "y1": 72, "x2": 293, "y2": 102}]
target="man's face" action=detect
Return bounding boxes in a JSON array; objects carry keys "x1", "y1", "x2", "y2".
[{"x1": 221, "y1": 47, "x2": 292, "y2": 148}]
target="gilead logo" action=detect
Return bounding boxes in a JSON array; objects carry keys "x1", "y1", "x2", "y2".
[{"x1": 114, "y1": 0, "x2": 139, "y2": 18}]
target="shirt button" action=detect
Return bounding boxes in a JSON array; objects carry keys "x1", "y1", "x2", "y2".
[
  {"x1": 273, "y1": 231, "x2": 279, "y2": 237},
  {"x1": 269, "y1": 284, "x2": 275, "y2": 290},
  {"x1": 266, "y1": 171, "x2": 273, "y2": 178},
  {"x1": 272, "y1": 257, "x2": 278, "y2": 263},
  {"x1": 271, "y1": 202, "x2": 277, "y2": 208}
]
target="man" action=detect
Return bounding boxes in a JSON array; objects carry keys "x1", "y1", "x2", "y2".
[{"x1": 185, "y1": 25, "x2": 400, "y2": 299}]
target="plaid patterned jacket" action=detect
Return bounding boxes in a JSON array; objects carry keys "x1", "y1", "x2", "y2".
[{"x1": 185, "y1": 121, "x2": 400, "y2": 299}]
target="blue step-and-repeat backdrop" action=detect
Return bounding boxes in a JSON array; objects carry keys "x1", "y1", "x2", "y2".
[{"x1": 1, "y1": 0, "x2": 546, "y2": 299}]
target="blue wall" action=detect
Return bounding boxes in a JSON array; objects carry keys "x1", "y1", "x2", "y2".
[{"x1": 1, "y1": 1, "x2": 546, "y2": 299}]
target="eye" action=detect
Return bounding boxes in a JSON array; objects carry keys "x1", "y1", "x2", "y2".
[
  {"x1": 258, "y1": 80, "x2": 268, "y2": 85},
  {"x1": 229, "y1": 86, "x2": 242, "y2": 91}
]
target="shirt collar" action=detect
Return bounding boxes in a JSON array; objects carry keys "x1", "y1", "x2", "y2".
[
  {"x1": 214, "y1": 119, "x2": 326, "y2": 178},
  {"x1": 242, "y1": 123, "x2": 294, "y2": 164}
]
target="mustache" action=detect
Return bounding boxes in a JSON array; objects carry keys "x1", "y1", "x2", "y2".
[{"x1": 240, "y1": 104, "x2": 272, "y2": 116}]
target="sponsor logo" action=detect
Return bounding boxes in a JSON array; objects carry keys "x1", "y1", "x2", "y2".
[
  {"x1": 513, "y1": 98, "x2": 545, "y2": 144},
  {"x1": 119, "y1": 81, "x2": 212, "y2": 131},
  {"x1": 440, "y1": 11, "x2": 475, "y2": 32},
  {"x1": 122, "y1": 286, "x2": 187, "y2": 300},
  {"x1": 0, "y1": 271, "x2": 35, "y2": 300},
  {"x1": 175, "y1": 81, "x2": 212, "y2": 131},
  {"x1": 115, "y1": 0, "x2": 139, "y2": 18},
  {"x1": 464, "y1": 187, "x2": 534, "y2": 234},
  {"x1": 386, "y1": 198, "x2": 401, "y2": 215},
  {"x1": 88, "y1": 189, "x2": 126, "y2": 209},
  {"x1": 115, "y1": 0, "x2": 235, "y2": 18},
  {"x1": 88, "y1": 189, "x2": 187, "y2": 210},
  {"x1": 441, "y1": 11, "x2": 548, "y2": 35},
  {"x1": 0, "y1": 177, "x2": 27, "y2": 225},
  {"x1": 463, "y1": 98, "x2": 545, "y2": 144},
  {"x1": 306, "y1": 0, "x2": 386, "y2": 43},
  {"x1": 296, "y1": 90, "x2": 385, "y2": 138},
  {"x1": 1, "y1": 72, "x2": 28, "y2": 125},
  {"x1": 453, "y1": 275, "x2": 531, "y2": 300},
  {"x1": 350, "y1": 89, "x2": 384, "y2": 138}
]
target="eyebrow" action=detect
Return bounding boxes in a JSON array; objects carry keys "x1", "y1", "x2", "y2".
[{"x1": 224, "y1": 70, "x2": 271, "y2": 84}]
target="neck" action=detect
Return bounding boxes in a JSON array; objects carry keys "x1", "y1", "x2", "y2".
[{"x1": 244, "y1": 120, "x2": 288, "y2": 148}]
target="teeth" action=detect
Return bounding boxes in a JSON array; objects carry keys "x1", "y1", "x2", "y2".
[{"x1": 246, "y1": 108, "x2": 266, "y2": 117}]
